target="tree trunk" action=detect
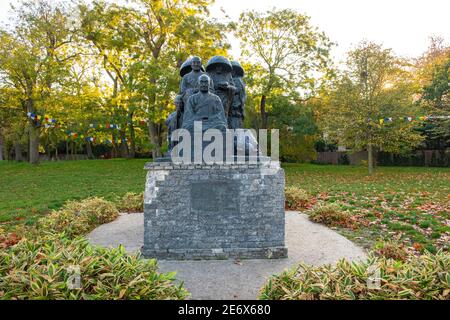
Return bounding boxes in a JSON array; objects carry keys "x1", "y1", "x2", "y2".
[
  {"x1": 111, "y1": 133, "x2": 117, "y2": 158},
  {"x1": 128, "y1": 112, "x2": 136, "y2": 158},
  {"x1": 146, "y1": 76, "x2": 163, "y2": 160},
  {"x1": 7, "y1": 143, "x2": 13, "y2": 160},
  {"x1": 71, "y1": 141, "x2": 75, "y2": 160},
  {"x1": 368, "y1": 143, "x2": 374, "y2": 175},
  {"x1": 44, "y1": 142, "x2": 50, "y2": 161},
  {"x1": 158, "y1": 124, "x2": 164, "y2": 151},
  {"x1": 29, "y1": 124, "x2": 40, "y2": 164},
  {"x1": 260, "y1": 95, "x2": 268, "y2": 129},
  {"x1": 148, "y1": 122, "x2": 161, "y2": 160},
  {"x1": 0, "y1": 132, "x2": 3, "y2": 161},
  {"x1": 26, "y1": 97, "x2": 40, "y2": 164},
  {"x1": 86, "y1": 141, "x2": 95, "y2": 159},
  {"x1": 14, "y1": 141, "x2": 23, "y2": 162},
  {"x1": 119, "y1": 130, "x2": 129, "y2": 158}
]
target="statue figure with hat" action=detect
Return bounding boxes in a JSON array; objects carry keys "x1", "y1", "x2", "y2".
[
  {"x1": 179, "y1": 56, "x2": 207, "y2": 105},
  {"x1": 166, "y1": 57, "x2": 205, "y2": 152},
  {"x1": 206, "y1": 56, "x2": 236, "y2": 123},
  {"x1": 179, "y1": 58, "x2": 193, "y2": 78},
  {"x1": 230, "y1": 60, "x2": 246, "y2": 129},
  {"x1": 179, "y1": 57, "x2": 205, "y2": 78}
]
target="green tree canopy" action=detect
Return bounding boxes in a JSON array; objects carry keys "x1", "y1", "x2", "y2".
[
  {"x1": 0, "y1": 0, "x2": 76, "y2": 163},
  {"x1": 319, "y1": 41, "x2": 423, "y2": 174},
  {"x1": 232, "y1": 8, "x2": 334, "y2": 129}
]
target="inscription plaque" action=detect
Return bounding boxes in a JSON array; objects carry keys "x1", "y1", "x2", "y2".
[{"x1": 190, "y1": 181, "x2": 239, "y2": 213}]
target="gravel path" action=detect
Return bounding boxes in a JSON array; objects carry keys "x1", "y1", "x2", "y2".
[{"x1": 88, "y1": 211, "x2": 367, "y2": 300}]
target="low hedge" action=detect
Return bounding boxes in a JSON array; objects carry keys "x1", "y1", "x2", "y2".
[
  {"x1": 285, "y1": 187, "x2": 310, "y2": 210},
  {"x1": 0, "y1": 232, "x2": 188, "y2": 300},
  {"x1": 116, "y1": 192, "x2": 144, "y2": 213},
  {"x1": 39, "y1": 197, "x2": 119, "y2": 238},
  {"x1": 259, "y1": 251, "x2": 450, "y2": 300},
  {"x1": 308, "y1": 202, "x2": 356, "y2": 228},
  {"x1": 374, "y1": 240, "x2": 408, "y2": 262}
]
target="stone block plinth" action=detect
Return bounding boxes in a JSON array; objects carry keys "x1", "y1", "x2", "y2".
[{"x1": 142, "y1": 161, "x2": 287, "y2": 260}]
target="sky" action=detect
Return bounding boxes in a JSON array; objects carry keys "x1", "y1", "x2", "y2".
[
  {"x1": 0, "y1": 0, "x2": 448, "y2": 64},
  {"x1": 210, "y1": 0, "x2": 450, "y2": 63}
]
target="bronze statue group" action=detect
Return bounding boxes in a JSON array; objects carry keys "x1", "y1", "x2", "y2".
[{"x1": 166, "y1": 55, "x2": 246, "y2": 151}]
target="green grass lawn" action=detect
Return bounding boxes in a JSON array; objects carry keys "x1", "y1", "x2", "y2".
[
  {"x1": 284, "y1": 163, "x2": 450, "y2": 253},
  {"x1": 1, "y1": 160, "x2": 449, "y2": 253},
  {"x1": 0, "y1": 159, "x2": 148, "y2": 228}
]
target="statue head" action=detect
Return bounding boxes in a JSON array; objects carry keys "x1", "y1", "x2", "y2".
[
  {"x1": 206, "y1": 56, "x2": 233, "y2": 74},
  {"x1": 180, "y1": 57, "x2": 205, "y2": 77},
  {"x1": 180, "y1": 59, "x2": 192, "y2": 77},
  {"x1": 198, "y1": 74, "x2": 211, "y2": 93},
  {"x1": 174, "y1": 94, "x2": 183, "y2": 108},
  {"x1": 191, "y1": 56, "x2": 202, "y2": 72},
  {"x1": 231, "y1": 60, "x2": 244, "y2": 77}
]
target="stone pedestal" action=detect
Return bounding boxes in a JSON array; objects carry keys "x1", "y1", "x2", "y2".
[{"x1": 142, "y1": 161, "x2": 287, "y2": 260}]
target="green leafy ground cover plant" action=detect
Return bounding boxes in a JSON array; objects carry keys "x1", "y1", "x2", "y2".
[
  {"x1": 0, "y1": 232, "x2": 187, "y2": 300},
  {"x1": 308, "y1": 201, "x2": 358, "y2": 228},
  {"x1": 40, "y1": 197, "x2": 119, "y2": 238},
  {"x1": 115, "y1": 192, "x2": 144, "y2": 213},
  {"x1": 285, "y1": 187, "x2": 312, "y2": 210},
  {"x1": 260, "y1": 251, "x2": 450, "y2": 300},
  {"x1": 0, "y1": 195, "x2": 187, "y2": 300}
]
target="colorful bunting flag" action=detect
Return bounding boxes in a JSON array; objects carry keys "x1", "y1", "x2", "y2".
[{"x1": 378, "y1": 115, "x2": 449, "y2": 124}]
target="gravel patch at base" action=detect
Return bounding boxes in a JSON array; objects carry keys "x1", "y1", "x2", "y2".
[{"x1": 88, "y1": 211, "x2": 367, "y2": 300}]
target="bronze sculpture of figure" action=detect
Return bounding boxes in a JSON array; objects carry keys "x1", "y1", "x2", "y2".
[
  {"x1": 180, "y1": 57, "x2": 205, "y2": 78},
  {"x1": 166, "y1": 55, "x2": 249, "y2": 154},
  {"x1": 230, "y1": 60, "x2": 246, "y2": 129},
  {"x1": 165, "y1": 111, "x2": 178, "y2": 151},
  {"x1": 179, "y1": 56, "x2": 206, "y2": 105},
  {"x1": 182, "y1": 74, "x2": 227, "y2": 132},
  {"x1": 206, "y1": 56, "x2": 236, "y2": 122},
  {"x1": 180, "y1": 58, "x2": 192, "y2": 78}
]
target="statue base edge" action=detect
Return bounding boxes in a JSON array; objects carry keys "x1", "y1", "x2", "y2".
[{"x1": 141, "y1": 246, "x2": 288, "y2": 260}]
